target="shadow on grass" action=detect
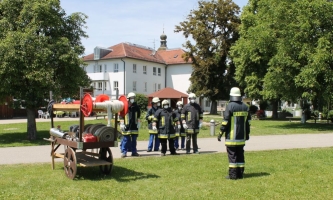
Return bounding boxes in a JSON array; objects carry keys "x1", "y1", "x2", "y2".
[
  {"x1": 244, "y1": 172, "x2": 270, "y2": 179},
  {"x1": 265, "y1": 122, "x2": 333, "y2": 132},
  {"x1": 0, "y1": 130, "x2": 50, "y2": 146},
  {"x1": 74, "y1": 165, "x2": 160, "y2": 182}
]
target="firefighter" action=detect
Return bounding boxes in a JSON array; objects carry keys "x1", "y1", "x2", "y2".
[
  {"x1": 146, "y1": 97, "x2": 161, "y2": 152},
  {"x1": 181, "y1": 93, "x2": 203, "y2": 154},
  {"x1": 153, "y1": 99, "x2": 179, "y2": 156},
  {"x1": 174, "y1": 101, "x2": 186, "y2": 150},
  {"x1": 218, "y1": 87, "x2": 251, "y2": 180},
  {"x1": 120, "y1": 92, "x2": 141, "y2": 158}
]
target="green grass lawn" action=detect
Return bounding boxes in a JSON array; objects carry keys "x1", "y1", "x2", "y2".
[
  {"x1": 0, "y1": 148, "x2": 332, "y2": 199},
  {"x1": 0, "y1": 116, "x2": 333, "y2": 147}
]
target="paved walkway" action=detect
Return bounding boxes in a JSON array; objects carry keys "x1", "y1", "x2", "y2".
[{"x1": 0, "y1": 118, "x2": 333, "y2": 165}]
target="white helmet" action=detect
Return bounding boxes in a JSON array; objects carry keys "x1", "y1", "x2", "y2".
[
  {"x1": 152, "y1": 97, "x2": 160, "y2": 103},
  {"x1": 189, "y1": 93, "x2": 196, "y2": 99},
  {"x1": 127, "y1": 92, "x2": 136, "y2": 99},
  {"x1": 176, "y1": 101, "x2": 183, "y2": 106},
  {"x1": 230, "y1": 87, "x2": 242, "y2": 101},
  {"x1": 162, "y1": 99, "x2": 169, "y2": 106}
]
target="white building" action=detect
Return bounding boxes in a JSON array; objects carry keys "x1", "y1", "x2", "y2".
[{"x1": 82, "y1": 33, "x2": 211, "y2": 111}]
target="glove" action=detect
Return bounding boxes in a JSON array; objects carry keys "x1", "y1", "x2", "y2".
[
  {"x1": 199, "y1": 120, "x2": 203, "y2": 128},
  {"x1": 183, "y1": 123, "x2": 188, "y2": 129},
  {"x1": 120, "y1": 122, "x2": 125, "y2": 132},
  {"x1": 177, "y1": 124, "x2": 181, "y2": 129},
  {"x1": 137, "y1": 122, "x2": 141, "y2": 129},
  {"x1": 152, "y1": 126, "x2": 157, "y2": 131},
  {"x1": 217, "y1": 132, "x2": 223, "y2": 142}
]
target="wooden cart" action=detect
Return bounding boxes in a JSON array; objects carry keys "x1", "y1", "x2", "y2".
[{"x1": 44, "y1": 89, "x2": 123, "y2": 180}]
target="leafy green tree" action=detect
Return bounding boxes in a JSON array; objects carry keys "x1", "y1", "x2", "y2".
[
  {"x1": 0, "y1": 0, "x2": 91, "y2": 140},
  {"x1": 175, "y1": 0, "x2": 241, "y2": 114},
  {"x1": 231, "y1": 0, "x2": 333, "y2": 118}
]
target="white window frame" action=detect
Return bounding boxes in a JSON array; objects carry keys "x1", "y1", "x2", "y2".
[
  {"x1": 143, "y1": 66, "x2": 147, "y2": 74},
  {"x1": 158, "y1": 68, "x2": 161, "y2": 76},
  {"x1": 133, "y1": 81, "x2": 137, "y2": 91},
  {"x1": 144, "y1": 82, "x2": 147, "y2": 92},
  {"x1": 133, "y1": 64, "x2": 137, "y2": 73},
  {"x1": 114, "y1": 63, "x2": 118, "y2": 73},
  {"x1": 97, "y1": 82, "x2": 103, "y2": 91},
  {"x1": 98, "y1": 65, "x2": 103, "y2": 72},
  {"x1": 104, "y1": 64, "x2": 107, "y2": 72},
  {"x1": 154, "y1": 83, "x2": 157, "y2": 92},
  {"x1": 158, "y1": 83, "x2": 161, "y2": 90},
  {"x1": 153, "y1": 67, "x2": 156, "y2": 75},
  {"x1": 205, "y1": 100, "x2": 210, "y2": 107},
  {"x1": 114, "y1": 81, "x2": 118, "y2": 91}
]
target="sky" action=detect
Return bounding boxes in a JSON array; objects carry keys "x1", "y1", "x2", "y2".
[{"x1": 60, "y1": 0, "x2": 248, "y2": 55}]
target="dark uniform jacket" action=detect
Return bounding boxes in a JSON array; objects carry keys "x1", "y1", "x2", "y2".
[
  {"x1": 181, "y1": 103, "x2": 203, "y2": 134},
  {"x1": 154, "y1": 108, "x2": 178, "y2": 139},
  {"x1": 222, "y1": 101, "x2": 251, "y2": 146},
  {"x1": 145, "y1": 106, "x2": 159, "y2": 134},
  {"x1": 121, "y1": 102, "x2": 141, "y2": 135},
  {"x1": 174, "y1": 109, "x2": 186, "y2": 137}
]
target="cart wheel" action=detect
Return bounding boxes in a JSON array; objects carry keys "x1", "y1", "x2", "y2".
[
  {"x1": 64, "y1": 147, "x2": 77, "y2": 179},
  {"x1": 99, "y1": 147, "x2": 113, "y2": 175}
]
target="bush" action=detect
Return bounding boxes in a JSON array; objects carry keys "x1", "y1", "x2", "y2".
[
  {"x1": 135, "y1": 93, "x2": 148, "y2": 112},
  {"x1": 327, "y1": 110, "x2": 333, "y2": 122}
]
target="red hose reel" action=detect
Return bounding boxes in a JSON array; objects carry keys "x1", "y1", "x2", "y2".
[{"x1": 80, "y1": 94, "x2": 128, "y2": 117}]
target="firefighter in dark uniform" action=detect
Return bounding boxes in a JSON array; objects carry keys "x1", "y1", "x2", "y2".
[
  {"x1": 153, "y1": 100, "x2": 180, "y2": 156},
  {"x1": 181, "y1": 93, "x2": 203, "y2": 154},
  {"x1": 218, "y1": 87, "x2": 251, "y2": 179},
  {"x1": 146, "y1": 97, "x2": 161, "y2": 152},
  {"x1": 174, "y1": 101, "x2": 186, "y2": 150},
  {"x1": 120, "y1": 92, "x2": 141, "y2": 158}
]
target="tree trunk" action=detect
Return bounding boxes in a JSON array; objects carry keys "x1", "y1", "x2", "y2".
[
  {"x1": 271, "y1": 100, "x2": 279, "y2": 119},
  {"x1": 210, "y1": 101, "x2": 218, "y2": 115},
  {"x1": 26, "y1": 108, "x2": 37, "y2": 140}
]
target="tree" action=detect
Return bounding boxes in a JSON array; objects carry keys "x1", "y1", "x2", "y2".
[
  {"x1": 135, "y1": 93, "x2": 148, "y2": 112},
  {"x1": 0, "y1": 0, "x2": 91, "y2": 140},
  {"x1": 175, "y1": 0, "x2": 241, "y2": 114},
  {"x1": 231, "y1": 0, "x2": 333, "y2": 118}
]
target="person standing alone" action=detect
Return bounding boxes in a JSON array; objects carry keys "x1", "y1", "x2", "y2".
[{"x1": 218, "y1": 87, "x2": 251, "y2": 180}]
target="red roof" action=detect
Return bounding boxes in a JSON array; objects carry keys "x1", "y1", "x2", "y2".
[
  {"x1": 83, "y1": 43, "x2": 191, "y2": 65},
  {"x1": 147, "y1": 87, "x2": 188, "y2": 98}
]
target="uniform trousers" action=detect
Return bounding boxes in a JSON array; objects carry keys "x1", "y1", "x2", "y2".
[{"x1": 227, "y1": 146, "x2": 245, "y2": 179}]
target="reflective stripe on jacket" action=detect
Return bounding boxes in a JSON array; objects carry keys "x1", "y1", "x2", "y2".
[
  {"x1": 223, "y1": 101, "x2": 251, "y2": 146},
  {"x1": 181, "y1": 103, "x2": 203, "y2": 133},
  {"x1": 145, "y1": 107, "x2": 159, "y2": 134},
  {"x1": 154, "y1": 108, "x2": 178, "y2": 139},
  {"x1": 121, "y1": 102, "x2": 141, "y2": 135}
]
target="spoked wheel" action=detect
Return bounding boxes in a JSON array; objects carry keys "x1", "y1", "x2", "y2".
[
  {"x1": 99, "y1": 147, "x2": 113, "y2": 175},
  {"x1": 63, "y1": 147, "x2": 77, "y2": 179}
]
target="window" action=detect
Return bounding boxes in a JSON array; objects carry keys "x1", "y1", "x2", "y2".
[
  {"x1": 153, "y1": 67, "x2": 156, "y2": 75},
  {"x1": 144, "y1": 82, "x2": 147, "y2": 92},
  {"x1": 154, "y1": 83, "x2": 157, "y2": 92},
  {"x1": 158, "y1": 68, "x2": 161, "y2": 76},
  {"x1": 114, "y1": 63, "x2": 118, "y2": 73},
  {"x1": 97, "y1": 82, "x2": 103, "y2": 91},
  {"x1": 133, "y1": 64, "x2": 136, "y2": 73},
  {"x1": 143, "y1": 66, "x2": 147, "y2": 74},
  {"x1": 98, "y1": 65, "x2": 103, "y2": 72},
  {"x1": 114, "y1": 81, "x2": 118, "y2": 91},
  {"x1": 158, "y1": 83, "x2": 161, "y2": 90},
  {"x1": 104, "y1": 64, "x2": 107, "y2": 72},
  {"x1": 133, "y1": 81, "x2": 137, "y2": 91},
  {"x1": 104, "y1": 82, "x2": 107, "y2": 90},
  {"x1": 205, "y1": 100, "x2": 210, "y2": 107}
]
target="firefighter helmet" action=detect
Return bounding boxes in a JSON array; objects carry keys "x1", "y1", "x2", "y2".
[
  {"x1": 176, "y1": 101, "x2": 183, "y2": 106},
  {"x1": 152, "y1": 97, "x2": 160, "y2": 103},
  {"x1": 162, "y1": 99, "x2": 169, "y2": 106},
  {"x1": 127, "y1": 92, "x2": 136, "y2": 99},
  {"x1": 188, "y1": 93, "x2": 196, "y2": 99},
  {"x1": 229, "y1": 87, "x2": 242, "y2": 102}
]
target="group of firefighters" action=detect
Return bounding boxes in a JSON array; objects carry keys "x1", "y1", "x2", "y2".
[{"x1": 118, "y1": 87, "x2": 251, "y2": 180}]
